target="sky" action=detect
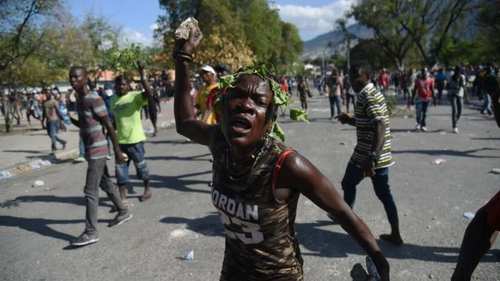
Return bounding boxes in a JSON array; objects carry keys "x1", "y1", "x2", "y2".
[{"x1": 66, "y1": 0, "x2": 357, "y2": 45}]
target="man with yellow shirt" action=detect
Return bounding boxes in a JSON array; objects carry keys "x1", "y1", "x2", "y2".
[
  {"x1": 111, "y1": 63, "x2": 152, "y2": 202},
  {"x1": 195, "y1": 65, "x2": 218, "y2": 124}
]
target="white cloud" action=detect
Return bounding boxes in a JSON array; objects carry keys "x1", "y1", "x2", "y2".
[
  {"x1": 275, "y1": 0, "x2": 358, "y2": 41},
  {"x1": 149, "y1": 23, "x2": 158, "y2": 31},
  {"x1": 120, "y1": 28, "x2": 153, "y2": 47}
]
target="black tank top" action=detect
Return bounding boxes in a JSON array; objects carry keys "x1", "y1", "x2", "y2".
[{"x1": 209, "y1": 128, "x2": 304, "y2": 281}]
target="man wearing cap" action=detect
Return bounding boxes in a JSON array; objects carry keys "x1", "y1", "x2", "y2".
[{"x1": 195, "y1": 65, "x2": 219, "y2": 124}]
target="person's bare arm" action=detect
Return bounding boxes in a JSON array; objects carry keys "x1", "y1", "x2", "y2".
[
  {"x1": 70, "y1": 116, "x2": 79, "y2": 127},
  {"x1": 96, "y1": 114, "x2": 126, "y2": 164},
  {"x1": 137, "y1": 62, "x2": 151, "y2": 99},
  {"x1": 336, "y1": 112, "x2": 356, "y2": 126},
  {"x1": 278, "y1": 153, "x2": 390, "y2": 281},
  {"x1": 451, "y1": 208, "x2": 496, "y2": 281},
  {"x1": 173, "y1": 24, "x2": 213, "y2": 145}
]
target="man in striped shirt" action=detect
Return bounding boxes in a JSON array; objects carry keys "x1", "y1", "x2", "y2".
[
  {"x1": 335, "y1": 65, "x2": 403, "y2": 246},
  {"x1": 69, "y1": 66, "x2": 132, "y2": 247}
]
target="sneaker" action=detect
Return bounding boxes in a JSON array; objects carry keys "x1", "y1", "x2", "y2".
[
  {"x1": 71, "y1": 232, "x2": 99, "y2": 247},
  {"x1": 74, "y1": 157, "x2": 85, "y2": 163},
  {"x1": 415, "y1": 124, "x2": 421, "y2": 131},
  {"x1": 106, "y1": 155, "x2": 112, "y2": 160},
  {"x1": 452, "y1": 127, "x2": 459, "y2": 134},
  {"x1": 108, "y1": 211, "x2": 133, "y2": 227},
  {"x1": 62, "y1": 141, "x2": 67, "y2": 150},
  {"x1": 421, "y1": 126, "x2": 428, "y2": 132}
]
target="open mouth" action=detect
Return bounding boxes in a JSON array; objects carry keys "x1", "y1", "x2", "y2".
[{"x1": 229, "y1": 115, "x2": 252, "y2": 134}]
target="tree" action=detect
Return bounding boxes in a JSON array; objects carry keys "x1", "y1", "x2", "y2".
[
  {"x1": 473, "y1": 0, "x2": 500, "y2": 63},
  {"x1": 81, "y1": 14, "x2": 121, "y2": 70},
  {"x1": 0, "y1": 0, "x2": 61, "y2": 74},
  {"x1": 155, "y1": 0, "x2": 302, "y2": 73},
  {"x1": 350, "y1": 1, "x2": 414, "y2": 69},
  {"x1": 351, "y1": 0, "x2": 475, "y2": 67},
  {"x1": 350, "y1": 39, "x2": 394, "y2": 70}
]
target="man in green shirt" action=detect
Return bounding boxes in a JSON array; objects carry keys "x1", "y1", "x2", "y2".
[{"x1": 111, "y1": 63, "x2": 152, "y2": 202}]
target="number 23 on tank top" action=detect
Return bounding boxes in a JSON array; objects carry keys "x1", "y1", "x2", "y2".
[{"x1": 218, "y1": 211, "x2": 264, "y2": 244}]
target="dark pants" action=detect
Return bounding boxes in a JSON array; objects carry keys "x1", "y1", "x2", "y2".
[
  {"x1": 299, "y1": 93, "x2": 307, "y2": 110},
  {"x1": 84, "y1": 158, "x2": 126, "y2": 234},
  {"x1": 329, "y1": 96, "x2": 342, "y2": 117},
  {"x1": 416, "y1": 101, "x2": 430, "y2": 127},
  {"x1": 449, "y1": 95, "x2": 463, "y2": 128},
  {"x1": 115, "y1": 142, "x2": 149, "y2": 187},
  {"x1": 46, "y1": 120, "x2": 65, "y2": 151},
  {"x1": 436, "y1": 84, "x2": 444, "y2": 105},
  {"x1": 341, "y1": 162, "x2": 399, "y2": 226}
]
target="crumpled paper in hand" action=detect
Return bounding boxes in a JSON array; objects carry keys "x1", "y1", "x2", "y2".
[{"x1": 175, "y1": 17, "x2": 203, "y2": 42}]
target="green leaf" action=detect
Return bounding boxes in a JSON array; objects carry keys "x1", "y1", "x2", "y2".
[
  {"x1": 289, "y1": 108, "x2": 309, "y2": 123},
  {"x1": 270, "y1": 122, "x2": 285, "y2": 142}
]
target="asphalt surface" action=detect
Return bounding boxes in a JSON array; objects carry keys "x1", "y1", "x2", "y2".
[{"x1": 1, "y1": 95, "x2": 499, "y2": 281}]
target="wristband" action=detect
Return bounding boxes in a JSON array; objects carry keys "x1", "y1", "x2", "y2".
[{"x1": 172, "y1": 51, "x2": 193, "y2": 62}]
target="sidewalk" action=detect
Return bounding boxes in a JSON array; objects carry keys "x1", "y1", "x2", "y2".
[{"x1": 0, "y1": 99, "x2": 175, "y2": 181}]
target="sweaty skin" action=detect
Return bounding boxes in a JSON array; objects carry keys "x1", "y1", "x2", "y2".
[
  {"x1": 69, "y1": 67, "x2": 126, "y2": 164},
  {"x1": 174, "y1": 41, "x2": 390, "y2": 280}
]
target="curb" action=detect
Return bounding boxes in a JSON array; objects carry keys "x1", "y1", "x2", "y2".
[
  {"x1": 0, "y1": 148, "x2": 79, "y2": 182},
  {"x1": 0, "y1": 120, "x2": 176, "y2": 183}
]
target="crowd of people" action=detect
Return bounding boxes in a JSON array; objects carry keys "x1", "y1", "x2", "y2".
[{"x1": 1, "y1": 21, "x2": 499, "y2": 281}]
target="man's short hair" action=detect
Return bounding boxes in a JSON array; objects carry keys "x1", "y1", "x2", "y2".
[
  {"x1": 69, "y1": 66, "x2": 87, "y2": 75},
  {"x1": 350, "y1": 64, "x2": 372, "y2": 80}
]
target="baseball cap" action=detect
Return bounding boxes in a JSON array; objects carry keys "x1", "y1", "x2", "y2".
[{"x1": 200, "y1": 65, "x2": 216, "y2": 75}]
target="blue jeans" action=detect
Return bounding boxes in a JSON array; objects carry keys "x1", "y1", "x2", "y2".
[
  {"x1": 341, "y1": 162, "x2": 399, "y2": 226},
  {"x1": 449, "y1": 95, "x2": 463, "y2": 128},
  {"x1": 79, "y1": 137, "x2": 85, "y2": 158},
  {"x1": 46, "y1": 121, "x2": 66, "y2": 151},
  {"x1": 481, "y1": 94, "x2": 492, "y2": 115},
  {"x1": 329, "y1": 96, "x2": 342, "y2": 118},
  {"x1": 115, "y1": 142, "x2": 149, "y2": 186},
  {"x1": 415, "y1": 100, "x2": 430, "y2": 127}
]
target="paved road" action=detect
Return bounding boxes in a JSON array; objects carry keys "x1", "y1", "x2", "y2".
[{"x1": 1, "y1": 96, "x2": 499, "y2": 281}]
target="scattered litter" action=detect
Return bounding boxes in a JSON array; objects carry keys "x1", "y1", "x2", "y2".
[
  {"x1": 428, "y1": 273, "x2": 434, "y2": 279},
  {"x1": 463, "y1": 212, "x2": 475, "y2": 220},
  {"x1": 339, "y1": 142, "x2": 346, "y2": 145},
  {"x1": 489, "y1": 168, "x2": 500, "y2": 174},
  {"x1": 183, "y1": 249, "x2": 194, "y2": 261},
  {"x1": 366, "y1": 256, "x2": 381, "y2": 281},
  {"x1": 32, "y1": 180, "x2": 45, "y2": 188},
  {"x1": 432, "y1": 158, "x2": 447, "y2": 165},
  {"x1": 0, "y1": 170, "x2": 13, "y2": 180},
  {"x1": 439, "y1": 131, "x2": 447, "y2": 135},
  {"x1": 170, "y1": 228, "x2": 191, "y2": 239},
  {"x1": 403, "y1": 115, "x2": 408, "y2": 119},
  {"x1": 29, "y1": 159, "x2": 52, "y2": 170}
]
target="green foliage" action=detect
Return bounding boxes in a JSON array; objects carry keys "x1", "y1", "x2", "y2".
[
  {"x1": 351, "y1": 0, "x2": 473, "y2": 67},
  {"x1": 156, "y1": 0, "x2": 303, "y2": 74},
  {"x1": 474, "y1": 0, "x2": 500, "y2": 63},
  {"x1": 289, "y1": 108, "x2": 308, "y2": 122},
  {"x1": 102, "y1": 44, "x2": 151, "y2": 76}
]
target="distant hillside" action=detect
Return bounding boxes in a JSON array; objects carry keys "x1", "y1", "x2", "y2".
[{"x1": 301, "y1": 23, "x2": 373, "y2": 60}]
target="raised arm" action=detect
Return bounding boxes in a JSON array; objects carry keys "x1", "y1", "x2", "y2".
[
  {"x1": 137, "y1": 61, "x2": 151, "y2": 99},
  {"x1": 173, "y1": 23, "x2": 213, "y2": 145},
  {"x1": 278, "y1": 153, "x2": 390, "y2": 281}
]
